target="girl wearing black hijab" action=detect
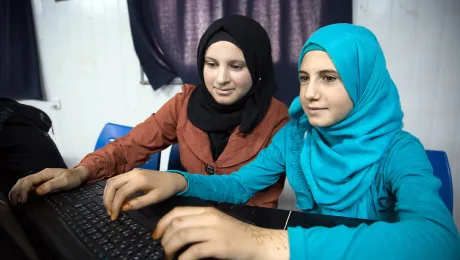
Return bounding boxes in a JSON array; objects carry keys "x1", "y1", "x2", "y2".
[{"x1": 10, "y1": 15, "x2": 289, "y2": 211}]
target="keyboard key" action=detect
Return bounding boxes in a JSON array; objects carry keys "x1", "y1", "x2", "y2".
[
  {"x1": 77, "y1": 206, "x2": 88, "y2": 212},
  {"x1": 92, "y1": 187, "x2": 104, "y2": 196},
  {"x1": 119, "y1": 213, "x2": 129, "y2": 221},
  {"x1": 102, "y1": 243, "x2": 114, "y2": 251},
  {"x1": 136, "y1": 229, "x2": 148, "y2": 236},
  {"x1": 81, "y1": 224, "x2": 92, "y2": 230},
  {"x1": 94, "y1": 209, "x2": 105, "y2": 216},
  {"x1": 126, "y1": 246, "x2": 137, "y2": 256},
  {"x1": 96, "y1": 238, "x2": 109, "y2": 245},
  {"x1": 90, "y1": 218, "x2": 101, "y2": 224},
  {"x1": 96, "y1": 251, "x2": 106, "y2": 259},
  {"x1": 122, "y1": 230, "x2": 133, "y2": 237},
  {"x1": 95, "y1": 222, "x2": 106, "y2": 228},
  {"x1": 91, "y1": 233, "x2": 103, "y2": 240},
  {"x1": 119, "y1": 243, "x2": 130, "y2": 250},
  {"x1": 92, "y1": 246, "x2": 102, "y2": 254},
  {"x1": 99, "y1": 227, "x2": 110, "y2": 233},
  {"x1": 87, "y1": 202, "x2": 97, "y2": 208},
  {"x1": 84, "y1": 190, "x2": 97, "y2": 198},
  {"x1": 108, "y1": 222, "x2": 121, "y2": 229},
  {"x1": 78, "y1": 219, "x2": 88, "y2": 225},
  {"x1": 86, "y1": 228, "x2": 98, "y2": 235},
  {"x1": 124, "y1": 219, "x2": 134, "y2": 226},
  {"x1": 135, "y1": 242, "x2": 146, "y2": 250},
  {"x1": 110, "y1": 235, "x2": 123, "y2": 244},
  {"x1": 141, "y1": 247, "x2": 152, "y2": 257},
  {"x1": 73, "y1": 203, "x2": 84, "y2": 208},
  {"x1": 106, "y1": 231, "x2": 116, "y2": 238},
  {"x1": 143, "y1": 233, "x2": 153, "y2": 241},
  {"x1": 116, "y1": 227, "x2": 126, "y2": 233},
  {"x1": 91, "y1": 196, "x2": 104, "y2": 205},
  {"x1": 87, "y1": 213, "x2": 96, "y2": 219},
  {"x1": 81, "y1": 210, "x2": 92, "y2": 216},
  {"x1": 81, "y1": 236, "x2": 91, "y2": 243},
  {"x1": 64, "y1": 208, "x2": 75, "y2": 214},
  {"x1": 74, "y1": 215, "x2": 83, "y2": 221},
  {"x1": 109, "y1": 249, "x2": 121, "y2": 258}
]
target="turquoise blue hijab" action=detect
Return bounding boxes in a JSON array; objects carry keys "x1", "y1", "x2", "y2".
[{"x1": 289, "y1": 23, "x2": 404, "y2": 211}]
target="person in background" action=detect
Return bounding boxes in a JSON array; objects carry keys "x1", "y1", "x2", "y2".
[
  {"x1": 93, "y1": 23, "x2": 457, "y2": 259},
  {"x1": 0, "y1": 98, "x2": 66, "y2": 195},
  {"x1": 9, "y1": 15, "x2": 289, "y2": 209}
]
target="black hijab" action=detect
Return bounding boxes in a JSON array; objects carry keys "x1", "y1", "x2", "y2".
[{"x1": 187, "y1": 15, "x2": 277, "y2": 161}]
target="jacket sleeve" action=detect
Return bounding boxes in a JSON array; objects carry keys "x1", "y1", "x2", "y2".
[
  {"x1": 287, "y1": 139, "x2": 460, "y2": 260},
  {"x1": 78, "y1": 85, "x2": 190, "y2": 182},
  {"x1": 172, "y1": 121, "x2": 292, "y2": 204}
]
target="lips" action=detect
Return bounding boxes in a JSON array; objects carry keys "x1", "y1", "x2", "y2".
[{"x1": 214, "y1": 87, "x2": 235, "y2": 96}]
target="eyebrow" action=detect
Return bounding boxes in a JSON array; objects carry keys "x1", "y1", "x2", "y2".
[
  {"x1": 204, "y1": 57, "x2": 246, "y2": 64},
  {"x1": 298, "y1": 69, "x2": 338, "y2": 74}
]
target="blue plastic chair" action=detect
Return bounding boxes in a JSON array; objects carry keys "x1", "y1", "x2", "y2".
[
  {"x1": 94, "y1": 123, "x2": 161, "y2": 171},
  {"x1": 168, "y1": 143, "x2": 185, "y2": 171},
  {"x1": 426, "y1": 150, "x2": 453, "y2": 214}
]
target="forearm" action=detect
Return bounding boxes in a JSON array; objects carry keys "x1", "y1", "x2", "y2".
[{"x1": 253, "y1": 228, "x2": 289, "y2": 260}]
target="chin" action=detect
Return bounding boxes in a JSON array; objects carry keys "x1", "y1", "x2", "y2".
[
  {"x1": 308, "y1": 118, "x2": 334, "y2": 128},
  {"x1": 213, "y1": 96, "x2": 237, "y2": 105}
]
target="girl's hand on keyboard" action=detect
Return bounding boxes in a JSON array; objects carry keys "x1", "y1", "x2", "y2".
[
  {"x1": 153, "y1": 206, "x2": 289, "y2": 260},
  {"x1": 103, "y1": 169, "x2": 188, "y2": 221},
  {"x1": 9, "y1": 166, "x2": 90, "y2": 205}
]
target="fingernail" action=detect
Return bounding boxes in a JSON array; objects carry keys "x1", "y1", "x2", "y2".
[
  {"x1": 111, "y1": 215, "x2": 116, "y2": 221},
  {"x1": 152, "y1": 229, "x2": 158, "y2": 239},
  {"x1": 106, "y1": 209, "x2": 111, "y2": 216},
  {"x1": 36, "y1": 188, "x2": 43, "y2": 195},
  {"x1": 122, "y1": 203, "x2": 131, "y2": 211}
]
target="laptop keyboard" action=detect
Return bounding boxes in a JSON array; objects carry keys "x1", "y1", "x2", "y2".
[{"x1": 44, "y1": 183, "x2": 164, "y2": 260}]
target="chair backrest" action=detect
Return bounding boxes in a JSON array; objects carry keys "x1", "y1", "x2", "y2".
[
  {"x1": 426, "y1": 150, "x2": 453, "y2": 214},
  {"x1": 168, "y1": 143, "x2": 185, "y2": 171},
  {"x1": 94, "y1": 123, "x2": 160, "y2": 171}
]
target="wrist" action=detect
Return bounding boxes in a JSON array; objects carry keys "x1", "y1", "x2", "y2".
[
  {"x1": 171, "y1": 172, "x2": 188, "y2": 193},
  {"x1": 74, "y1": 166, "x2": 90, "y2": 182}
]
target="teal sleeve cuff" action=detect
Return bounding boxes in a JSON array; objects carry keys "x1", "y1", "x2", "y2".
[{"x1": 167, "y1": 170, "x2": 191, "y2": 196}]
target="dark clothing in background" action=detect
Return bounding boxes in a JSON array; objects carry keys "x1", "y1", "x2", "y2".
[{"x1": 0, "y1": 98, "x2": 66, "y2": 194}]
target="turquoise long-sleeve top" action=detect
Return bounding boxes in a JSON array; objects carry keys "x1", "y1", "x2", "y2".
[{"x1": 174, "y1": 121, "x2": 459, "y2": 259}]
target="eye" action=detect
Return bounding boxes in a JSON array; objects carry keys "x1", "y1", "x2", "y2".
[
  {"x1": 299, "y1": 75, "x2": 309, "y2": 83},
  {"x1": 230, "y1": 64, "x2": 244, "y2": 70},
  {"x1": 322, "y1": 75, "x2": 337, "y2": 83},
  {"x1": 205, "y1": 62, "x2": 217, "y2": 68}
]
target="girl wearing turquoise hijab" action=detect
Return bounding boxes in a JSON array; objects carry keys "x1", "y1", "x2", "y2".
[{"x1": 102, "y1": 23, "x2": 459, "y2": 259}]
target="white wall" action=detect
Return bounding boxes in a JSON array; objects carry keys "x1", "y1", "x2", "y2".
[{"x1": 24, "y1": 0, "x2": 459, "y2": 224}]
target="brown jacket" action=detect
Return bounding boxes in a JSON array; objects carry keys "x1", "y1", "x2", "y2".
[{"x1": 78, "y1": 84, "x2": 289, "y2": 208}]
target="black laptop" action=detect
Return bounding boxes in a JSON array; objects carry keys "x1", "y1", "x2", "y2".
[{"x1": 13, "y1": 181, "x2": 374, "y2": 260}]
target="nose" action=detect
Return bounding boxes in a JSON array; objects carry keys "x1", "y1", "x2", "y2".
[
  {"x1": 303, "y1": 80, "x2": 320, "y2": 101},
  {"x1": 215, "y1": 66, "x2": 230, "y2": 86}
]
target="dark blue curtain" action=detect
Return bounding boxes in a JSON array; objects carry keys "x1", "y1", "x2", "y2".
[
  {"x1": 127, "y1": 0, "x2": 352, "y2": 105},
  {"x1": 0, "y1": 0, "x2": 43, "y2": 100}
]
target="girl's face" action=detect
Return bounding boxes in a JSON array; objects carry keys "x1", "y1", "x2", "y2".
[{"x1": 299, "y1": 50, "x2": 353, "y2": 127}]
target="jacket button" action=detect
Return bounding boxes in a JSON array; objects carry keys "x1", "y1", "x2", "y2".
[{"x1": 205, "y1": 165, "x2": 215, "y2": 175}]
